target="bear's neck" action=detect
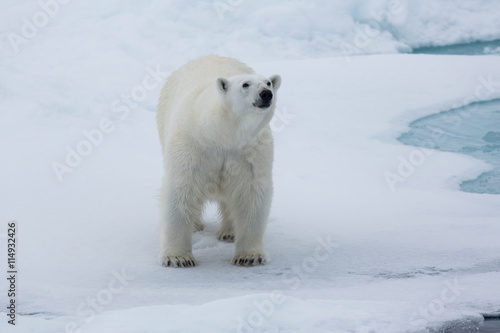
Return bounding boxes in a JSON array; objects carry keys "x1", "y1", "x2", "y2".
[{"x1": 199, "y1": 102, "x2": 273, "y2": 150}]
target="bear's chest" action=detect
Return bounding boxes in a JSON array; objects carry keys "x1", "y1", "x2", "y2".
[{"x1": 202, "y1": 151, "x2": 253, "y2": 198}]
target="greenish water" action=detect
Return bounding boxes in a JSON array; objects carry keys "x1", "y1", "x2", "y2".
[
  {"x1": 412, "y1": 40, "x2": 500, "y2": 55},
  {"x1": 398, "y1": 99, "x2": 500, "y2": 194},
  {"x1": 479, "y1": 319, "x2": 500, "y2": 333}
]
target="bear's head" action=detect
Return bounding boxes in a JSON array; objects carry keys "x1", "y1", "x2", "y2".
[{"x1": 216, "y1": 74, "x2": 281, "y2": 117}]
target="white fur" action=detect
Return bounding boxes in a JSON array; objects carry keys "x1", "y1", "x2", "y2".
[{"x1": 156, "y1": 55, "x2": 281, "y2": 267}]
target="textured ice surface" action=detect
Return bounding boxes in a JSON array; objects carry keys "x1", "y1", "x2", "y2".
[
  {"x1": 2, "y1": 1, "x2": 500, "y2": 332},
  {"x1": 399, "y1": 99, "x2": 500, "y2": 194}
]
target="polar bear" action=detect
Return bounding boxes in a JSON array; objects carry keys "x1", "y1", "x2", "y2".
[{"x1": 156, "y1": 55, "x2": 281, "y2": 267}]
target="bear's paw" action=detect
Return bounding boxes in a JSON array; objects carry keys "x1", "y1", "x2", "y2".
[
  {"x1": 231, "y1": 253, "x2": 268, "y2": 266},
  {"x1": 160, "y1": 254, "x2": 197, "y2": 268},
  {"x1": 216, "y1": 230, "x2": 235, "y2": 243}
]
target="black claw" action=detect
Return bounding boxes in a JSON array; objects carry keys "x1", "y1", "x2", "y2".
[
  {"x1": 258, "y1": 257, "x2": 263, "y2": 264},
  {"x1": 163, "y1": 257, "x2": 197, "y2": 268}
]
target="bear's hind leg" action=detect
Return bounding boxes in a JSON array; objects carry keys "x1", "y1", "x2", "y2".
[
  {"x1": 216, "y1": 201, "x2": 234, "y2": 242},
  {"x1": 194, "y1": 220, "x2": 204, "y2": 232}
]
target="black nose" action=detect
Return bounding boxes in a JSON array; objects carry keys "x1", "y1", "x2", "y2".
[{"x1": 259, "y1": 89, "x2": 273, "y2": 102}]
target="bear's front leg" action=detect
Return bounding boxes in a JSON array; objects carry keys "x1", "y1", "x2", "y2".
[
  {"x1": 230, "y1": 185, "x2": 272, "y2": 266},
  {"x1": 158, "y1": 184, "x2": 201, "y2": 268}
]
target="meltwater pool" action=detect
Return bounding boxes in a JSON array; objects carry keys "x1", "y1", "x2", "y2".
[{"x1": 398, "y1": 99, "x2": 500, "y2": 194}]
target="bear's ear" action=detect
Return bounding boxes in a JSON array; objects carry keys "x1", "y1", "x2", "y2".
[
  {"x1": 269, "y1": 74, "x2": 281, "y2": 91},
  {"x1": 216, "y1": 77, "x2": 229, "y2": 94}
]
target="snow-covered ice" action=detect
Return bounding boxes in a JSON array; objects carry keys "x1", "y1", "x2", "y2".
[{"x1": 1, "y1": 1, "x2": 500, "y2": 332}]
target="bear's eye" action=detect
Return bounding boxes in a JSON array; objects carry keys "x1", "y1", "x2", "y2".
[
  {"x1": 266, "y1": 81, "x2": 271, "y2": 87},
  {"x1": 242, "y1": 83, "x2": 249, "y2": 88}
]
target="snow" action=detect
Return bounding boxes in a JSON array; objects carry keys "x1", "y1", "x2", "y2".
[{"x1": 1, "y1": 1, "x2": 500, "y2": 332}]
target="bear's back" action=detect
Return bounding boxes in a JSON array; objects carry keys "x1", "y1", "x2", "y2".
[{"x1": 174, "y1": 55, "x2": 254, "y2": 82}]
